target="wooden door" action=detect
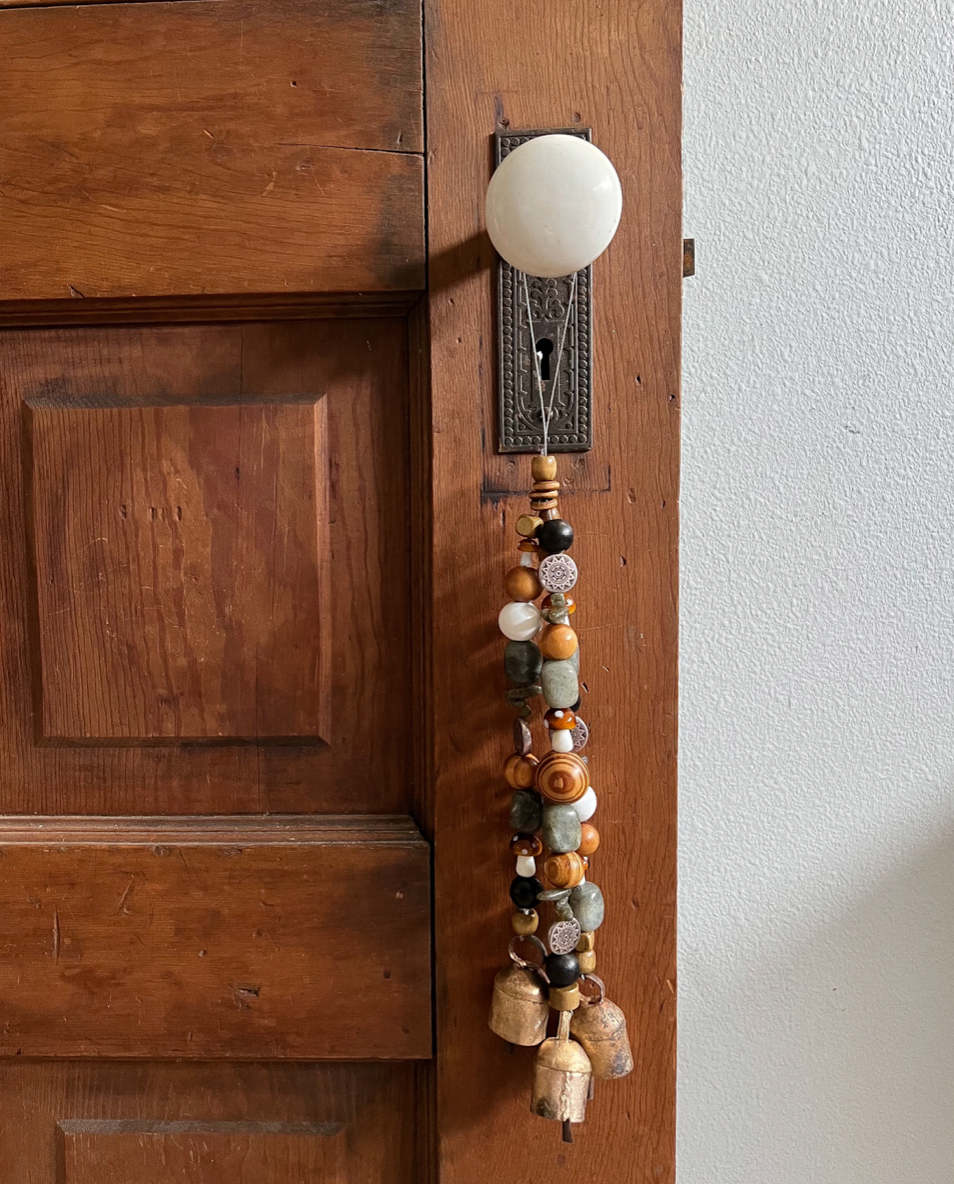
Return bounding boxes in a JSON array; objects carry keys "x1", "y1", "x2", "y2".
[{"x1": 0, "y1": 0, "x2": 679, "y2": 1180}]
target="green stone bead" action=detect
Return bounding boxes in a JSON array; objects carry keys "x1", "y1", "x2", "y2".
[
  {"x1": 542, "y1": 804, "x2": 583, "y2": 854},
  {"x1": 509, "y1": 789, "x2": 543, "y2": 834},
  {"x1": 504, "y1": 640, "x2": 543, "y2": 688},
  {"x1": 541, "y1": 659, "x2": 579, "y2": 709}
]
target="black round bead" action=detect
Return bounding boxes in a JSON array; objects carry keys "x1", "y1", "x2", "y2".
[
  {"x1": 536, "y1": 518, "x2": 574, "y2": 554},
  {"x1": 545, "y1": 952, "x2": 581, "y2": 987},
  {"x1": 509, "y1": 875, "x2": 543, "y2": 909}
]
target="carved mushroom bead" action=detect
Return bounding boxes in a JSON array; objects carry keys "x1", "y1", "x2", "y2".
[
  {"x1": 536, "y1": 751, "x2": 589, "y2": 804},
  {"x1": 504, "y1": 752, "x2": 539, "y2": 790},
  {"x1": 510, "y1": 833, "x2": 543, "y2": 858},
  {"x1": 545, "y1": 707, "x2": 577, "y2": 731}
]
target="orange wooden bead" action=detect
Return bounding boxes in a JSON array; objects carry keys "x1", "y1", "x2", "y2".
[
  {"x1": 531, "y1": 455, "x2": 558, "y2": 481},
  {"x1": 504, "y1": 565, "x2": 543, "y2": 602},
  {"x1": 539, "y1": 623, "x2": 578, "y2": 660},
  {"x1": 542, "y1": 593, "x2": 576, "y2": 615},
  {"x1": 545, "y1": 707, "x2": 577, "y2": 731},
  {"x1": 578, "y1": 823, "x2": 600, "y2": 856},
  {"x1": 535, "y1": 751, "x2": 589, "y2": 803},
  {"x1": 504, "y1": 752, "x2": 539, "y2": 790},
  {"x1": 510, "y1": 833, "x2": 543, "y2": 857},
  {"x1": 544, "y1": 851, "x2": 586, "y2": 889},
  {"x1": 516, "y1": 514, "x2": 544, "y2": 538}
]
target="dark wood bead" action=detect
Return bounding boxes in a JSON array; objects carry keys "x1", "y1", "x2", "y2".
[
  {"x1": 545, "y1": 952, "x2": 580, "y2": 987},
  {"x1": 536, "y1": 518, "x2": 574, "y2": 554},
  {"x1": 509, "y1": 875, "x2": 543, "y2": 909}
]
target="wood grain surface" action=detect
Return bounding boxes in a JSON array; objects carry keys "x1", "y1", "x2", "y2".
[
  {"x1": 0, "y1": 319, "x2": 413, "y2": 813},
  {"x1": 0, "y1": 815, "x2": 430, "y2": 1059},
  {"x1": 425, "y1": 1, "x2": 681, "y2": 1180},
  {"x1": 0, "y1": 1061, "x2": 427, "y2": 1184},
  {"x1": 0, "y1": 0, "x2": 424, "y2": 300}
]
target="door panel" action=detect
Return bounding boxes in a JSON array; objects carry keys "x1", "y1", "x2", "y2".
[
  {"x1": 0, "y1": 816, "x2": 429, "y2": 1059},
  {"x1": 0, "y1": 319, "x2": 415, "y2": 815},
  {"x1": 0, "y1": 1061, "x2": 424, "y2": 1183},
  {"x1": 0, "y1": 0, "x2": 424, "y2": 299}
]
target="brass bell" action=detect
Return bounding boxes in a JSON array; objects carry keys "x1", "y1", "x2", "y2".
[
  {"x1": 531, "y1": 1010, "x2": 592, "y2": 1124},
  {"x1": 489, "y1": 935, "x2": 549, "y2": 1046},
  {"x1": 570, "y1": 975, "x2": 634, "y2": 1080}
]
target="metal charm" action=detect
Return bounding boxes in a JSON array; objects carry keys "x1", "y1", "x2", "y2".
[
  {"x1": 570, "y1": 717, "x2": 589, "y2": 751},
  {"x1": 547, "y1": 918, "x2": 582, "y2": 956},
  {"x1": 531, "y1": 1010, "x2": 592, "y2": 1125},
  {"x1": 496, "y1": 128, "x2": 594, "y2": 455},
  {"x1": 538, "y1": 553, "x2": 578, "y2": 595},
  {"x1": 570, "y1": 976, "x2": 635, "y2": 1080}
]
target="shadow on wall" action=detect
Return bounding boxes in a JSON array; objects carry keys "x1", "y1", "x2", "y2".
[{"x1": 686, "y1": 832, "x2": 954, "y2": 1183}]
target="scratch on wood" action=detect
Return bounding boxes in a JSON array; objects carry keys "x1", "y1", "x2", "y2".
[
  {"x1": 52, "y1": 907, "x2": 60, "y2": 962},
  {"x1": 116, "y1": 878, "x2": 134, "y2": 914}
]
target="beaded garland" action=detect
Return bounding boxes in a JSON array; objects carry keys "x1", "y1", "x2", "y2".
[{"x1": 490, "y1": 453, "x2": 633, "y2": 1141}]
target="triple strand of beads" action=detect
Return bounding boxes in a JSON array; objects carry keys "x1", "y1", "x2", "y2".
[{"x1": 497, "y1": 455, "x2": 605, "y2": 1002}]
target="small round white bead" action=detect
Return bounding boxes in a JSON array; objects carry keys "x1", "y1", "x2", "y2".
[
  {"x1": 571, "y1": 786, "x2": 597, "y2": 822},
  {"x1": 498, "y1": 601, "x2": 544, "y2": 641}
]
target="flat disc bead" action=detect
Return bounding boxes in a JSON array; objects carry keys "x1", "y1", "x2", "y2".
[
  {"x1": 504, "y1": 565, "x2": 543, "y2": 602},
  {"x1": 536, "y1": 751, "x2": 589, "y2": 804},
  {"x1": 538, "y1": 552, "x2": 578, "y2": 594},
  {"x1": 498, "y1": 601, "x2": 543, "y2": 641},
  {"x1": 539, "y1": 623, "x2": 578, "y2": 660}
]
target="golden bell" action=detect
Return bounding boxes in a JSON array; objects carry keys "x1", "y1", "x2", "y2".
[
  {"x1": 489, "y1": 963, "x2": 549, "y2": 1046},
  {"x1": 531, "y1": 1012, "x2": 592, "y2": 1123},
  {"x1": 570, "y1": 987, "x2": 634, "y2": 1080}
]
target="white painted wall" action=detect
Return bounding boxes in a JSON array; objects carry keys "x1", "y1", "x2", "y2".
[{"x1": 680, "y1": 1, "x2": 954, "y2": 1180}]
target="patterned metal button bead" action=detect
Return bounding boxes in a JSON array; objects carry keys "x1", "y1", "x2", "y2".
[
  {"x1": 570, "y1": 716, "x2": 589, "y2": 751},
  {"x1": 538, "y1": 552, "x2": 578, "y2": 594},
  {"x1": 547, "y1": 917, "x2": 583, "y2": 955}
]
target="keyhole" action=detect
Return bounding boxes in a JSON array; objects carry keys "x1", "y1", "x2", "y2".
[{"x1": 536, "y1": 337, "x2": 554, "y2": 381}]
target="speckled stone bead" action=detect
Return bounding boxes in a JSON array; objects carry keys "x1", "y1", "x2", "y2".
[
  {"x1": 569, "y1": 881, "x2": 605, "y2": 932},
  {"x1": 505, "y1": 640, "x2": 543, "y2": 688},
  {"x1": 541, "y1": 659, "x2": 579, "y2": 709},
  {"x1": 510, "y1": 789, "x2": 544, "y2": 833},
  {"x1": 542, "y1": 803, "x2": 583, "y2": 854}
]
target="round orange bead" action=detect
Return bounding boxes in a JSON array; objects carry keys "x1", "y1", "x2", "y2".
[
  {"x1": 535, "y1": 751, "x2": 589, "y2": 803},
  {"x1": 504, "y1": 752, "x2": 539, "y2": 790},
  {"x1": 545, "y1": 707, "x2": 577, "y2": 731},
  {"x1": 539, "y1": 623, "x2": 578, "y2": 660},
  {"x1": 504, "y1": 565, "x2": 543, "y2": 602},
  {"x1": 544, "y1": 851, "x2": 586, "y2": 889},
  {"x1": 578, "y1": 823, "x2": 600, "y2": 856}
]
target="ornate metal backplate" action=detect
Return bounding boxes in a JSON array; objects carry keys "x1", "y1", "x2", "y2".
[{"x1": 496, "y1": 127, "x2": 593, "y2": 453}]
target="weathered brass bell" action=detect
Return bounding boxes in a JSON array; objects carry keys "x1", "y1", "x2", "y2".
[
  {"x1": 570, "y1": 978, "x2": 634, "y2": 1080},
  {"x1": 489, "y1": 963, "x2": 549, "y2": 1046},
  {"x1": 531, "y1": 1011, "x2": 592, "y2": 1123}
]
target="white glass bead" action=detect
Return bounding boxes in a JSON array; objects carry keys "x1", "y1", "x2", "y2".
[
  {"x1": 498, "y1": 600, "x2": 543, "y2": 641},
  {"x1": 571, "y1": 786, "x2": 598, "y2": 822},
  {"x1": 516, "y1": 855, "x2": 537, "y2": 878},
  {"x1": 550, "y1": 729, "x2": 574, "y2": 753},
  {"x1": 485, "y1": 134, "x2": 623, "y2": 278}
]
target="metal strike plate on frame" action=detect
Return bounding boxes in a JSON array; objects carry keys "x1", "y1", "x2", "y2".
[{"x1": 496, "y1": 127, "x2": 593, "y2": 454}]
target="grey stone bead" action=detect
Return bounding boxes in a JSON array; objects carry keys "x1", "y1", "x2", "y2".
[
  {"x1": 542, "y1": 803, "x2": 582, "y2": 854},
  {"x1": 568, "y1": 647, "x2": 581, "y2": 673},
  {"x1": 569, "y1": 882, "x2": 605, "y2": 932},
  {"x1": 541, "y1": 659, "x2": 579, "y2": 709},
  {"x1": 509, "y1": 789, "x2": 543, "y2": 834},
  {"x1": 505, "y1": 640, "x2": 543, "y2": 688}
]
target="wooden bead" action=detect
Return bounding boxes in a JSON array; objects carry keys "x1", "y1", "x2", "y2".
[
  {"x1": 504, "y1": 752, "x2": 539, "y2": 790},
  {"x1": 516, "y1": 513, "x2": 544, "y2": 538},
  {"x1": 531, "y1": 455, "x2": 558, "y2": 481},
  {"x1": 578, "y1": 823, "x2": 600, "y2": 856},
  {"x1": 535, "y1": 751, "x2": 589, "y2": 804},
  {"x1": 544, "y1": 851, "x2": 586, "y2": 889},
  {"x1": 548, "y1": 983, "x2": 581, "y2": 1011},
  {"x1": 511, "y1": 909, "x2": 539, "y2": 936},
  {"x1": 504, "y1": 565, "x2": 543, "y2": 602},
  {"x1": 517, "y1": 539, "x2": 539, "y2": 554},
  {"x1": 577, "y1": 950, "x2": 597, "y2": 974},
  {"x1": 542, "y1": 593, "x2": 576, "y2": 615},
  {"x1": 539, "y1": 623, "x2": 578, "y2": 661},
  {"x1": 576, "y1": 931, "x2": 596, "y2": 953},
  {"x1": 510, "y1": 832, "x2": 543, "y2": 857}
]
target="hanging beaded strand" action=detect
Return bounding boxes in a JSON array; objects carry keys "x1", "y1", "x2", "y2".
[{"x1": 490, "y1": 453, "x2": 633, "y2": 1142}]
